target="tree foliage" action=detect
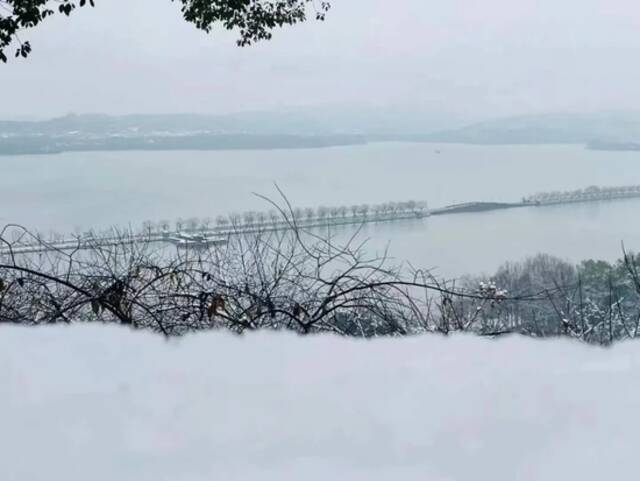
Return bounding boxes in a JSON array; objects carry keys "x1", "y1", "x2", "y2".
[{"x1": 0, "y1": 0, "x2": 330, "y2": 63}]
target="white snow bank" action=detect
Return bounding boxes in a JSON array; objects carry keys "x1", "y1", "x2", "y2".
[{"x1": 2, "y1": 326, "x2": 639, "y2": 481}]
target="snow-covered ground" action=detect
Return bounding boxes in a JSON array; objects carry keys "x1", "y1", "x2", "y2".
[{"x1": 2, "y1": 326, "x2": 639, "y2": 481}]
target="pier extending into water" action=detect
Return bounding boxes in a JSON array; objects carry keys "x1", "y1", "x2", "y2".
[{"x1": 3, "y1": 184, "x2": 640, "y2": 256}]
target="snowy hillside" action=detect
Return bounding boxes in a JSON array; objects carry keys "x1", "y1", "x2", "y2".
[{"x1": 2, "y1": 325, "x2": 639, "y2": 481}]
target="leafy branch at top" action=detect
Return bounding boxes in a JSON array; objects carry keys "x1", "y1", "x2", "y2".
[{"x1": 0, "y1": 0, "x2": 331, "y2": 63}]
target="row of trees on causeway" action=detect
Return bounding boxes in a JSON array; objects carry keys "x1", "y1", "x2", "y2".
[{"x1": 2, "y1": 204, "x2": 639, "y2": 345}]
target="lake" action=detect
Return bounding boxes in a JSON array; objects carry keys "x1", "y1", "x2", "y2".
[{"x1": 2, "y1": 142, "x2": 640, "y2": 277}]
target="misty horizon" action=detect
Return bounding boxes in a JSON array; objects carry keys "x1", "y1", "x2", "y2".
[
  {"x1": 6, "y1": 105, "x2": 640, "y2": 124},
  {"x1": 3, "y1": 0, "x2": 640, "y2": 119}
]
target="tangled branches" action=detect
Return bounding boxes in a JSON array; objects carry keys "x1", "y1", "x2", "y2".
[{"x1": 2, "y1": 208, "x2": 640, "y2": 345}]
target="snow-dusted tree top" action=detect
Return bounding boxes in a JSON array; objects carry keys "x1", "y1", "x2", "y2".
[
  {"x1": 2, "y1": 324, "x2": 639, "y2": 481},
  {"x1": 525, "y1": 184, "x2": 640, "y2": 204}
]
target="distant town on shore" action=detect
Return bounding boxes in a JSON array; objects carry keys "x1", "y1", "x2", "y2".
[{"x1": 2, "y1": 109, "x2": 640, "y2": 155}]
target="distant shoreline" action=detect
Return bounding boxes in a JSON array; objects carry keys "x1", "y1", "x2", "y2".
[
  {"x1": 0, "y1": 134, "x2": 368, "y2": 156},
  {"x1": 1, "y1": 135, "x2": 639, "y2": 156},
  {"x1": 3, "y1": 110, "x2": 640, "y2": 154}
]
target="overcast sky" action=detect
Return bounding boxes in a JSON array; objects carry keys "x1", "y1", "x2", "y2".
[{"x1": 2, "y1": 0, "x2": 640, "y2": 119}]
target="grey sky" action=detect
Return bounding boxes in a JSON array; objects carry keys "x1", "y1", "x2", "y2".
[{"x1": 2, "y1": 0, "x2": 640, "y2": 119}]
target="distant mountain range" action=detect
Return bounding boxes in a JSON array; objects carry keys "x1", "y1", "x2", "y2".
[
  {"x1": 0, "y1": 107, "x2": 464, "y2": 137},
  {"x1": 1, "y1": 110, "x2": 640, "y2": 155},
  {"x1": 420, "y1": 112, "x2": 640, "y2": 146}
]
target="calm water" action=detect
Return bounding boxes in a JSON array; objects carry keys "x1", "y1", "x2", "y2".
[{"x1": 2, "y1": 143, "x2": 640, "y2": 277}]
